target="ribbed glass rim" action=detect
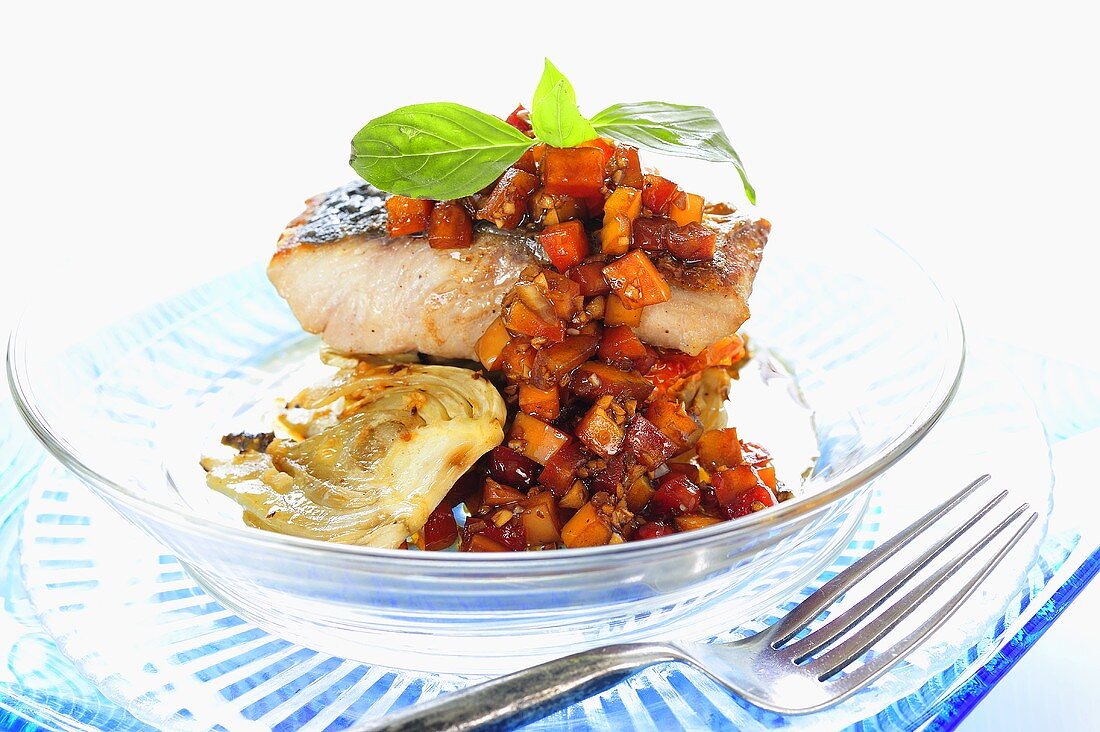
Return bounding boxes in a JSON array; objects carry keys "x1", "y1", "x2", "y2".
[{"x1": 6, "y1": 232, "x2": 965, "y2": 569}]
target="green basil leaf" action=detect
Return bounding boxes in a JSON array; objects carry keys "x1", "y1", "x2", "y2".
[
  {"x1": 591, "y1": 102, "x2": 756, "y2": 204},
  {"x1": 530, "y1": 59, "x2": 597, "y2": 148},
  {"x1": 350, "y1": 102, "x2": 534, "y2": 200}
]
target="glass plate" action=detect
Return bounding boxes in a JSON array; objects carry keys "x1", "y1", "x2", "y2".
[{"x1": 8, "y1": 343, "x2": 1065, "y2": 731}]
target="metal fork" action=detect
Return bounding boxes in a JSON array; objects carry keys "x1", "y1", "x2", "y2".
[{"x1": 361, "y1": 475, "x2": 1035, "y2": 731}]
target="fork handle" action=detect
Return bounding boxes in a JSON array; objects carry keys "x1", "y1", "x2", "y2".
[{"x1": 358, "y1": 642, "x2": 686, "y2": 732}]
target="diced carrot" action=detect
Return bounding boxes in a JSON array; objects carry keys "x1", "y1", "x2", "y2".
[
  {"x1": 577, "y1": 137, "x2": 615, "y2": 166},
  {"x1": 600, "y1": 186, "x2": 642, "y2": 255},
  {"x1": 558, "y1": 480, "x2": 589, "y2": 509},
  {"x1": 625, "y1": 474, "x2": 656, "y2": 512},
  {"x1": 542, "y1": 147, "x2": 605, "y2": 198},
  {"x1": 538, "y1": 270, "x2": 583, "y2": 321},
  {"x1": 607, "y1": 144, "x2": 644, "y2": 189},
  {"x1": 519, "y1": 383, "x2": 560, "y2": 421},
  {"x1": 712, "y1": 464, "x2": 759, "y2": 506},
  {"x1": 560, "y1": 501, "x2": 613, "y2": 548},
  {"x1": 566, "y1": 260, "x2": 611, "y2": 296},
  {"x1": 502, "y1": 283, "x2": 565, "y2": 342},
  {"x1": 574, "y1": 401, "x2": 625, "y2": 458},
  {"x1": 696, "y1": 428, "x2": 744, "y2": 472},
  {"x1": 509, "y1": 412, "x2": 572, "y2": 465},
  {"x1": 538, "y1": 220, "x2": 591, "y2": 272},
  {"x1": 599, "y1": 325, "x2": 648, "y2": 370},
  {"x1": 718, "y1": 477, "x2": 776, "y2": 519},
  {"x1": 475, "y1": 318, "x2": 511, "y2": 371},
  {"x1": 477, "y1": 168, "x2": 539, "y2": 229},
  {"x1": 755, "y1": 465, "x2": 777, "y2": 490},
  {"x1": 428, "y1": 200, "x2": 473, "y2": 249},
  {"x1": 674, "y1": 514, "x2": 722, "y2": 532},
  {"x1": 668, "y1": 191, "x2": 705, "y2": 226},
  {"x1": 385, "y1": 195, "x2": 433, "y2": 237},
  {"x1": 498, "y1": 338, "x2": 536, "y2": 383},
  {"x1": 571, "y1": 362, "x2": 655, "y2": 401},
  {"x1": 504, "y1": 104, "x2": 532, "y2": 133},
  {"x1": 668, "y1": 222, "x2": 717, "y2": 261},
  {"x1": 531, "y1": 335, "x2": 599, "y2": 389},
  {"x1": 602, "y1": 250, "x2": 672, "y2": 309},
  {"x1": 604, "y1": 293, "x2": 642, "y2": 327},
  {"x1": 642, "y1": 174, "x2": 679, "y2": 214}
]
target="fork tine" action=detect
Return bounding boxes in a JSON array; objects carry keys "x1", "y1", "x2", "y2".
[
  {"x1": 781, "y1": 489, "x2": 1009, "y2": 661},
  {"x1": 808, "y1": 505, "x2": 1034, "y2": 681},
  {"x1": 768, "y1": 475, "x2": 991, "y2": 645}
]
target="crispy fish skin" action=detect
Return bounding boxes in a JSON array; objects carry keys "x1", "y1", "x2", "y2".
[{"x1": 268, "y1": 182, "x2": 768, "y2": 358}]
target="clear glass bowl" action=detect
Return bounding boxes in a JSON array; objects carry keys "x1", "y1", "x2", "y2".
[{"x1": 7, "y1": 213, "x2": 964, "y2": 674}]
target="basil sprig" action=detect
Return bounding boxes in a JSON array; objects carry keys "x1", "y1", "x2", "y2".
[{"x1": 350, "y1": 60, "x2": 755, "y2": 203}]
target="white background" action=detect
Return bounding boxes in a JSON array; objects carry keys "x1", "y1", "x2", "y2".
[{"x1": 1, "y1": 2, "x2": 1097, "y2": 729}]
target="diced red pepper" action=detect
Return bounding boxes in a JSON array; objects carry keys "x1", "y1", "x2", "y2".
[
  {"x1": 649, "y1": 473, "x2": 701, "y2": 516},
  {"x1": 539, "y1": 220, "x2": 591, "y2": 272},
  {"x1": 642, "y1": 174, "x2": 679, "y2": 214},
  {"x1": 599, "y1": 325, "x2": 648, "y2": 370},
  {"x1": 385, "y1": 195, "x2": 434, "y2": 237},
  {"x1": 539, "y1": 439, "x2": 588, "y2": 497},
  {"x1": 477, "y1": 168, "x2": 539, "y2": 229},
  {"x1": 505, "y1": 104, "x2": 532, "y2": 133},
  {"x1": 607, "y1": 144, "x2": 644, "y2": 189},
  {"x1": 722, "y1": 482, "x2": 777, "y2": 520},
  {"x1": 668, "y1": 222, "x2": 717, "y2": 261},
  {"x1": 419, "y1": 502, "x2": 459, "y2": 551},
  {"x1": 542, "y1": 147, "x2": 605, "y2": 198},
  {"x1": 713, "y1": 464, "x2": 777, "y2": 519},
  {"x1": 428, "y1": 200, "x2": 473, "y2": 249},
  {"x1": 623, "y1": 415, "x2": 678, "y2": 469},
  {"x1": 571, "y1": 361, "x2": 655, "y2": 401},
  {"x1": 633, "y1": 520, "x2": 677, "y2": 541},
  {"x1": 602, "y1": 250, "x2": 672, "y2": 309},
  {"x1": 631, "y1": 217, "x2": 677, "y2": 253},
  {"x1": 566, "y1": 261, "x2": 612, "y2": 296},
  {"x1": 480, "y1": 517, "x2": 527, "y2": 551}
]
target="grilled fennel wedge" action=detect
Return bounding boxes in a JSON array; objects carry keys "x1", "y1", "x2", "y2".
[{"x1": 201, "y1": 362, "x2": 505, "y2": 548}]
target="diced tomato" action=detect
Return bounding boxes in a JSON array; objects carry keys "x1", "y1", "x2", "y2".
[
  {"x1": 604, "y1": 293, "x2": 642, "y2": 327},
  {"x1": 602, "y1": 250, "x2": 672, "y2": 309},
  {"x1": 631, "y1": 216, "x2": 677, "y2": 253},
  {"x1": 539, "y1": 440, "x2": 588, "y2": 497},
  {"x1": 477, "y1": 168, "x2": 539, "y2": 229},
  {"x1": 531, "y1": 334, "x2": 599, "y2": 389},
  {"x1": 487, "y1": 446, "x2": 541, "y2": 490},
  {"x1": 623, "y1": 415, "x2": 678, "y2": 469},
  {"x1": 668, "y1": 191, "x2": 705, "y2": 226},
  {"x1": 519, "y1": 383, "x2": 561, "y2": 421},
  {"x1": 642, "y1": 174, "x2": 679, "y2": 214},
  {"x1": 645, "y1": 400, "x2": 702, "y2": 450},
  {"x1": 649, "y1": 473, "x2": 701, "y2": 516},
  {"x1": 539, "y1": 220, "x2": 591, "y2": 272},
  {"x1": 574, "y1": 401, "x2": 626, "y2": 458},
  {"x1": 599, "y1": 325, "x2": 648, "y2": 370},
  {"x1": 571, "y1": 361, "x2": 655, "y2": 401},
  {"x1": 505, "y1": 104, "x2": 532, "y2": 133},
  {"x1": 385, "y1": 195, "x2": 433, "y2": 237},
  {"x1": 566, "y1": 260, "x2": 611, "y2": 296},
  {"x1": 607, "y1": 144, "x2": 644, "y2": 189},
  {"x1": 722, "y1": 482, "x2": 777, "y2": 519},
  {"x1": 696, "y1": 428, "x2": 744, "y2": 471},
  {"x1": 419, "y1": 502, "x2": 459, "y2": 551},
  {"x1": 542, "y1": 147, "x2": 605, "y2": 198},
  {"x1": 668, "y1": 222, "x2": 717, "y2": 261},
  {"x1": 509, "y1": 413, "x2": 572, "y2": 465},
  {"x1": 428, "y1": 200, "x2": 473, "y2": 249},
  {"x1": 633, "y1": 520, "x2": 676, "y2": 541}
]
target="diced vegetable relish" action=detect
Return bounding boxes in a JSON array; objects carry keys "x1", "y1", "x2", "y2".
[{"x1": 383, "y1": 104, "x2": 785, "y2": 551}]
